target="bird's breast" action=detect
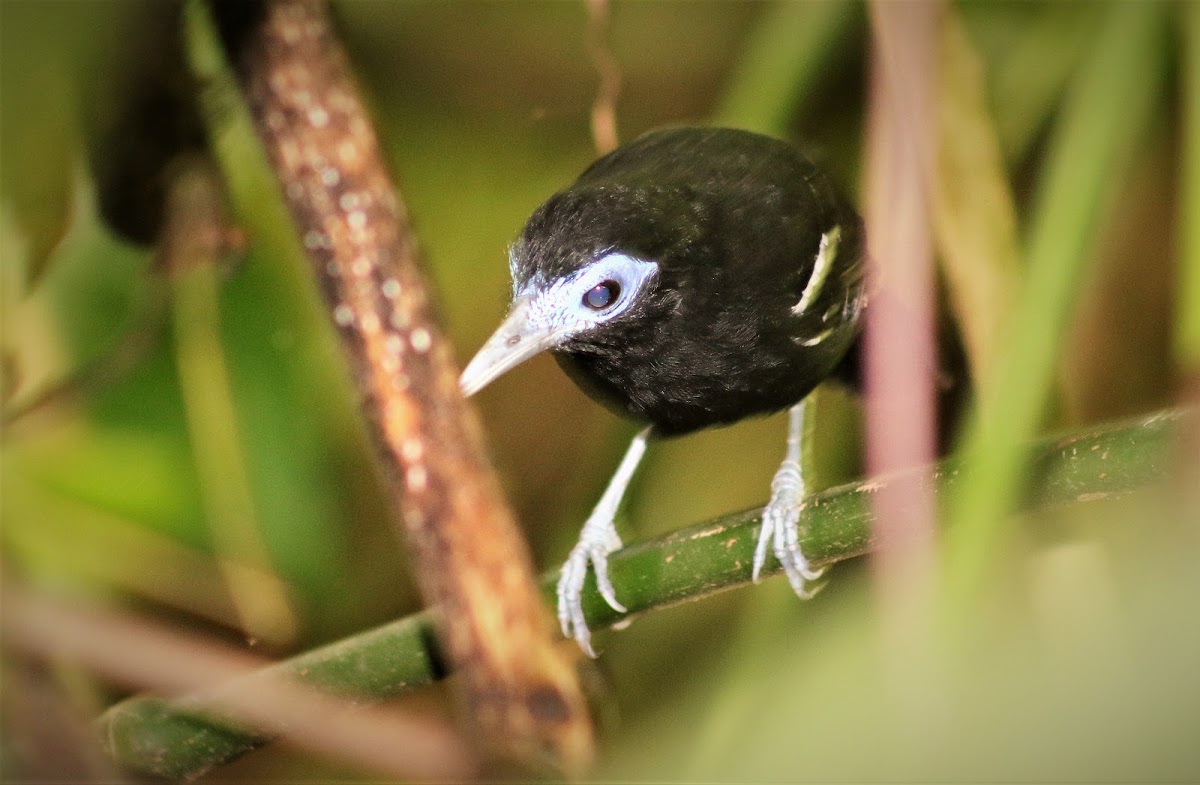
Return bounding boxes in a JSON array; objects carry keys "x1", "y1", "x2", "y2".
[{"x1": 553, "y1": 307, "x2": 859, "y2": 437}]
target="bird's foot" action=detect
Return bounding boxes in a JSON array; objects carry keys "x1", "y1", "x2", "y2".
[
  {"x1": 557, "y1": 514, "x2": 627, "y2": 658},
  {"x1": 753, "y1": 459, "x2": 826, "y2": 598}
]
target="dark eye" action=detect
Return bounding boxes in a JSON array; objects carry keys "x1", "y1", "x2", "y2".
[{"x1": 583, "y1": 280, "x2": 621, "y2": 310}]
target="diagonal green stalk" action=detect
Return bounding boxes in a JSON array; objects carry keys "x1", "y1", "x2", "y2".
[
  {"x1": 98, "y1": 407, "x2": 1187, "y2": 780},
  {"x1": 712, "y1": 1, "x2": 860, "y2": 136},
  {"x1": 944, "y1": 2, "x2": 1169, "y2": 603},
  {"x1": 984, "y1": 2, "x2": 1100, "y2": 166},
  {"x1": 171, "y1": 241, "x2": 299, "y2": 650}
]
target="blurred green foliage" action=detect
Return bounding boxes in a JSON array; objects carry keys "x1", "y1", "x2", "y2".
[{"x1": 2, "y1": 0, "x2": 1197, "y2": 781}]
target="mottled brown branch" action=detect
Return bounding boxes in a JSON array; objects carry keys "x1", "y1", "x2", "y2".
[{"x1": 208, "y1": 0, "x2": 592, "y2": 774}]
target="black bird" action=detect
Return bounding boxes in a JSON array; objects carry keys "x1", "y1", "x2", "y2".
[{"x1": 460, "y1": 127, "x2": 866, "y2": 655}]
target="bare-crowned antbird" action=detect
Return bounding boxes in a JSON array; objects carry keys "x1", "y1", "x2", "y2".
[{"x1": 460, "y1": 127, "x2": 866, "y2": 655}]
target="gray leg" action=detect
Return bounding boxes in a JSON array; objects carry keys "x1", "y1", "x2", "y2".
[
  {"x1": 753, "y1": 401, "x2": 826, "y2": 597},
  {"x1": 557, "y1": 426, "x2": 652, "y2": 657}
]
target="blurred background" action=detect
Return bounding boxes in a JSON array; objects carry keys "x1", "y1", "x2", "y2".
[{"x1": 2, "y1": 0, "x2": 1197, "y2": 781}]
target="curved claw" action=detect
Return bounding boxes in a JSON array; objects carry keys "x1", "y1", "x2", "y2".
[
  {"x1": 754, "y1": 459, "x2": 826, "y2": 598},
  {"x1": 752, "y1": 516, "x2": 774, "y2": 584},
  {"x1": 556, "y1": 535, "x2": 626, "y2": 658}
]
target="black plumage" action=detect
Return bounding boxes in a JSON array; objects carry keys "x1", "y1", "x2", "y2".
[
  {"x1": 513, "y1": 127, "x2": 865, "y2": 435},
  {"x1": 461, "y1": 127, "x2": 867, "y2": 655}
]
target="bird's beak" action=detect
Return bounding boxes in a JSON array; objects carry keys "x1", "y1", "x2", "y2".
[{"x1": 459, "y1": 296, "x2": 563, "y2": 397}]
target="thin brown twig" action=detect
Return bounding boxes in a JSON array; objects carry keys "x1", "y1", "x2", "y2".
[
  {"x1": 209, "y1": 0, "x2": 593, "y2": 774},
  {"x1": 586, "y1": 0, "x2": 621, "y2": 155}
]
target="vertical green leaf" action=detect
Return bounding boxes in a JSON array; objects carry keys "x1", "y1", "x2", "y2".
[
  {"x1": 1179, "y1": 2, "x2": 1200, "y2": 375},
  {"x1": 945, "y1": 2, "x2": 1169, "y2": 602}
]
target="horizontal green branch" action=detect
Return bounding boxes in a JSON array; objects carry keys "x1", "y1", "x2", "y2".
[{"x1": 98, "y1": 407, "x2": 1187, "y2": 780}]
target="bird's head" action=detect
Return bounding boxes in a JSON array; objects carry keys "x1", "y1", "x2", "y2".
[{"x1": 459, "y1": 184, "x2": 700, "y2": 397}]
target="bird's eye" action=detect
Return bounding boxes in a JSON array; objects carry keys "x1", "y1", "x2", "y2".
[{"x1": 583, "y1": 280, "x2": 621, "y2": 310}]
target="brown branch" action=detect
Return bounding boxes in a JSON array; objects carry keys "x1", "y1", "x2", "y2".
[
  {"x1": 586, "y1": 0, "x2": 621, "y2": 155},
  {"x1": 208, "y1": 0, "x2": 592, "y2": 774}
]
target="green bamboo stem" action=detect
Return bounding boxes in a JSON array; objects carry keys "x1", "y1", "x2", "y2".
[{"x1": 98, "y1": 407, "x2": 1186, "y2": 780}]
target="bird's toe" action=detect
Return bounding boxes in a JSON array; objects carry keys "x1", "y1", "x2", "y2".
[
  {"x1": 759, "y1": 487, "x2": 825, "y2": 598},
  {"x1": 751, "y1": 514, "x2": 774, "y2": 583},
  {"x1": 556, "y1": 534, "x2": 628, "y2": 658},
  {"x1": 556, "y1": 549, "x2": 596, "y2": 657},
  {"x1": 590, "y1": 547, "x2": 628, "y2": 614}
]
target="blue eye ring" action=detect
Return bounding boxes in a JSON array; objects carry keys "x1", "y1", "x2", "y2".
[{"x1": 584, "y1": 280, "x2": 621, "y2": 310}]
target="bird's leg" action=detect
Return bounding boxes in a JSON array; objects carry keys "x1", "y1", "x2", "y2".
[
  {"x1": 557, "y1": 426, "x2": 651, "y2": 657},
  {"x1": 753, "y1": 401, "x2": 826, "y2": 597}
]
